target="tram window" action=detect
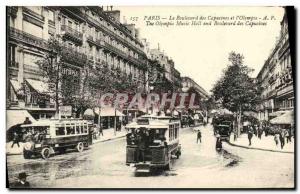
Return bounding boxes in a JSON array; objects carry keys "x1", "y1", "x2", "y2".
[
  {"x1": 83, "y1": 124, "x2": 88, "y2": 133},
  {"x1": 56, "y1": 126, "x2": 65, "y2": 136},
  {"x1": 66, "y1": 124, "x2": 75, "y2": 135},
  {"x1": 76, "y1": 125, "x2": 80, "y2": 134},
  {"x1": 80, "y1": 125, "x2": 84, "y2": 133}
]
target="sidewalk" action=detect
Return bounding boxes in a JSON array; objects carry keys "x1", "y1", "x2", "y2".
[
  {"x1": 92, "y1": 128, "x2": 127, "y2": 144},
  {"x1": 6, "y1": 128, "x2": 127, "y2": 155},
  {"x1": 229, "y1": 133, "x2": 294, "y2": 153},
  {"x1": 6, "y1": 142, "x2": 24, "y2": 155}
]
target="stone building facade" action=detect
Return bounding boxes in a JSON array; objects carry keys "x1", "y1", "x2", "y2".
[
  {"x1": 7, "y1": 6, "x2": 148, "y2": 119},
  {"x1": 256, "y1": 12, "x2": 293, "y2": 121}
]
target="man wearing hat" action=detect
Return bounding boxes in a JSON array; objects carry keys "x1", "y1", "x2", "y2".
[{"x1": 13, "y1": 172, "x2": 30, "y2": 188}]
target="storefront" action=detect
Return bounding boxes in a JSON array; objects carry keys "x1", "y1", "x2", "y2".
[{"x1": 94, "y1": 107, "x2": 124, "y2": 129}]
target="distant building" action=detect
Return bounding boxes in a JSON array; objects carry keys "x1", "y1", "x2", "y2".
[
  {"x1": 181, "y1": 76, "x2": 209, "y2": 100},
  {"x1": 256, "y1": 11, "x2": 293, "y2": 121},
  {"x1": 149, "y1": 48, "x2": 182, "y2": 91}
]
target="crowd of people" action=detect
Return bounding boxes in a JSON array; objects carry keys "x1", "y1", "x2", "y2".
[{"x1": 246, "y1": 123, "x2": 293, "y2": 149}]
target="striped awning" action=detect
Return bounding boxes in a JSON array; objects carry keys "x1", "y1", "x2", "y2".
[
  {"x1": 26, "y1": 79, "x2": 49, "y2": 94},
  {"x1": 10, "y1": 80, "x2": 24, "y2": 96},
  {"x1": 270, "y1": 110, "x2": 294, "y2": 125},
  {"x1": 7, "y1": 109, "x2": 36, "y2": 130}
]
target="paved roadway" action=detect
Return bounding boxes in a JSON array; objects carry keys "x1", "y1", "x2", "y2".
[{"x1": 7, "y1": 124, "x2": 294, "y2": 188}]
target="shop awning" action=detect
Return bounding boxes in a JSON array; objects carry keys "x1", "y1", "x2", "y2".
[
  {"x1": 26, "y1": 79, "x2": 50, "y2": 94},
  {"x1": 94, "y1": 107, "x2": 124, "y2": 117},
  {"x1": 269, "y1": 111, "x2": 286, "y2": 117},
  {"x1": 10, "y1": 80, "x2": 24, "y2": 96},
  {"x1": 6, "y1": 109, "x2": 36, "y2": 130},
  {"x1": 270, "y1": 110, "x2": 294, "y2": 125}
]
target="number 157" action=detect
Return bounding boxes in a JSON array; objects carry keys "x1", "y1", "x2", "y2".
[{"x1": 130, "y1": 17, "x2": 138, "y2": 21}]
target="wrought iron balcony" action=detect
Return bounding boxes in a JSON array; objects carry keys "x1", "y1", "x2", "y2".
[
  {"x1": 9, "y1": 27, "x2": 47, "y2": 49},
  {"x1": 85, "y1": 14, "x2": 144, "y2": 55},
  {"x1": 8, "y1": 60, "x2": 19, "y2": 68},
  {"x1": 61, "y1": 46, "x2": 87, "y2": 67},
  {"x1": 24, "y1": 64, "x2": 41, "y2": 75},
  {"x1": 7, "y1": 7, "x2": 18, "y2": 18},
  {"x1": 23, "y1": 7, "x2": 45, "y2": 21},
  {"x1": 278, "y1": 38, "x2": 289, "y2": 58},
  {"x1": 268, "y1": 74, "x2": 276, "y2": 84},
  {"x1": 61, "y1": 25, "x2": 83, "y2": 44},
  {"x1": 48, "y1": 20, "x2": 55, "y2": 26}
]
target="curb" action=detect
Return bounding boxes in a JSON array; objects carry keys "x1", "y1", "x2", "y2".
[
  {"x1": 226, "y1": 141, "x2": 294, "y2": 154},
  {"x1": 92, "y1": 135, "x2": 126, "y2": 144}
]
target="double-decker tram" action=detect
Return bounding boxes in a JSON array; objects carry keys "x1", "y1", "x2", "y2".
[
  {"x1": 125, "y1": 117, "x2": 181, "y2": 173},
  {"x1": 21, "y1": 119, "x2": 93, "y2": 159}
]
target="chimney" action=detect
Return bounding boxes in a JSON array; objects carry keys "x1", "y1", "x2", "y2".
[
  {"x1": 105, "y1": 10, "x2": 121, "y2": 22},
  {"x1": 135, "y1": 28, "x2": 140, "y2": 39}
]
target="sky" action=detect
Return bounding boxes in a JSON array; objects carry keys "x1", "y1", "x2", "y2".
[{"x1": 115, "y1": 6, "x2": 284, "y2": 93}]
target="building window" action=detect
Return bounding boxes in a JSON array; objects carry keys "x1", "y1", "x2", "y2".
[
  {"x1": 8, "y1": 45, "x2": 16, "y2": 66},
  {"x1": 48, "y1": 10, "x2": 55, "y2": 22},
  {"x1": 68, "y1": 20, "x2": 72, "y2": 28}
]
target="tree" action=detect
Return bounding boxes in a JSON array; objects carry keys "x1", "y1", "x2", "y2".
[
  {"x1": 211, "y1": 51, "x2": 260, "y2": 136},
  {"x1": 37, "y1": 36, "x2": 83, "y2": 117}
]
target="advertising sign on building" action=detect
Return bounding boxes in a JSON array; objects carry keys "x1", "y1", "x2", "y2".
[{"x1": 59, "y1": 105, "x2": 72, "y2": 116}]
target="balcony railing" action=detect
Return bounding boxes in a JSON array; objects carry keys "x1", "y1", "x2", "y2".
[
  {"x1": 48, "y1": 20, "x2": 55, "y2": 26},
  {"x1": 7, "y1": 7, "x2": 18, "y2": 18},
  {"x1": 23, "y1": 7, "x2": 45, "y2": 21},
  {"x1": 61, "y1": 25, "x2": 83, "y2": 44},
  {"x1": 8, "y1": 60, "x2": 19, "y2": 68},
  {"x1": 278, "y1": 38, "x2": 289, "y2": 58},
  {"x1": 24, "y1": 64, "x2": 41, "y2": 74},
  {"x1": 85, "y1": 14, "x2": 144, "y2": 55},
  {"x1": 25, "y1": 103, "x2": 55, "y2": 109},
  {"x1": 266, "y1": 90, "x2": 277, "y2": 98},
  {"x1": 61, "y1": 46, "x2": 87, "y2": 67},
  {"x1": 9, "y1": 27, "x2": 47, "y2": 49}
]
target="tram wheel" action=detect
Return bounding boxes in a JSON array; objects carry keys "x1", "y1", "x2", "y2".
[
  {"x1": 41, "y1": 147, "x2": 51, "y2": 159},
  {"x1": 76, "y1": 142, "x2": 84, "y2": 152}
]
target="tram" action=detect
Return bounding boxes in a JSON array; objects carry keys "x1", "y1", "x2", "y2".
[
  {"x1": 125, "y1": 116, "x2": 181, "y2": 173},
  {"x1": 21, "y1": 119, "x2": 93, "y2": 159}
]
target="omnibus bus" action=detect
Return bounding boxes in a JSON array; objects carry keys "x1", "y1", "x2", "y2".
[
  {"x1": 125, "y1": 117, "x2": 181, "y2": 173},
  {"x1": 21, "y1": 119, "x2": 93, "y2": 159}
]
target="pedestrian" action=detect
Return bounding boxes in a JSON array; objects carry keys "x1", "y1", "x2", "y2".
[
  {"x1": 247, "y1": 126, "x2": 254, "y2": 146},
  {"x1": 23, "y1": 117, "x2": 32, "y2": 125},
  {"x1": 12, "y1": 172, "x2": 30, "y2": 188},
  {"x1": 274, "y1": 133, "x2": 279, "y2": 146},
  {"x1": 286, "y1": 127, "x2": 292, "y2": 143},
  {"x1": 99, "y1": 126, "x2": 104, "y2": 136},
  {"x1": 92, "y1": 125, "x2": 98, "y2": 140},
  {"x1": 257, "y1": 125, "x2": 263, "y2": 139},
  {"x1": 196, "y1": 130, "x2": 202, "y2": 143},
  {"x1": 215, "y1": 133, "x2": 222, "y2": 150},
  {"x1": 11, "y1": 131, "x2": 20, "y2": 148},
  {"x1": 279, "y1": 130, "x2": 285, "y2": 149}
]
